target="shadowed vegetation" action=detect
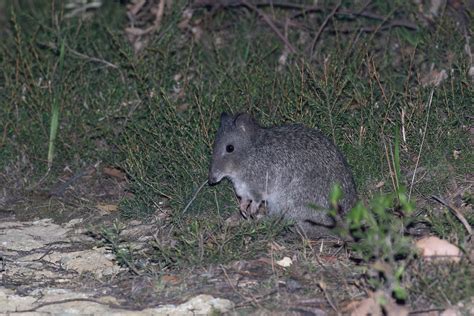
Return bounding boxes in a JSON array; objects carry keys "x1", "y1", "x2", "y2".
[{"x1": 1, "y1": 0, "x2": 472, "y2": 312}]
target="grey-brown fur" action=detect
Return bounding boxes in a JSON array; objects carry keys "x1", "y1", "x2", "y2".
[{"x1": 208, "y1": 112, "x2": 357, "y2": 237}]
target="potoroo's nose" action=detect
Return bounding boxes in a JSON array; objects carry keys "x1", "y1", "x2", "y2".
[{"x1": 208, "y1": 174, "x2": 219, "y2": 185}]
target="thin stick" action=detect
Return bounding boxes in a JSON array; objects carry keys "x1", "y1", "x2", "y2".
[
  {"x1": 49, "y1": 164, "x2": 99, "y2": 197},
  {"x1": 409, "y1": 308, "x2": 446, "y2": 315},
  {"x1": 310, "y1": 1, "x2": 341, "y2": 57},
  {"x1": 431, "y1": 195, "x2": 472, "y2": 236},
  {"x1": 38, "y1": 41, "x2": 119, "y2": 69},
  {"x1": 389, "y1": 134, "x2": 399, "y2": 192},
  {"x1": 409, "y1": 89, "x2": 434, "y2": 199},
  {"x1": 383, "y1": 136, "x2": 397, "y2": 193},
  {"x1": 67, "y1": 46, "x2": 119, "y2": 69},
  {"x1": 242, "y1": 0, "x2": 297, "y2": 54},
  {"x1": 220, "y1": 264, "x2": 260, "y2": 308},
  {"x1": 193, "y1": 0, "x2": 308, "y2": 10},
  {"x1": 193, "y1": 1, "x2": 418, "y2": 31},
  {"x1": 15, "y1": 298, "x2": 125, "y2": 313},
  {"x1": 1, "y1": 122, "x2": 8, "y2": 148},
  {"x1": 318, "y1": 281, "x2": 338, "y2": 313},
  {"x1": 65, "y1": 1, "x2": 102, "y2": 18},
  {"x1": 182, "y1": 180, "x2": 208, "y2": 213},
  {"x1": 27, "y1": 167, "x2": 51, "y2": 191}
]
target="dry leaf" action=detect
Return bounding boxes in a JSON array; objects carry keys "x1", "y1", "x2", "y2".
[
  {"x1": 65, "y1": 0, "x2": 102, "y2": 19},
  {"x1": 348, "y1": 291, "x2": 408, "y2": 316},
  {"x1": 103, "y1": 167, "x2": 126, "y2": 181},
  {"x1": 383, "y1": 301, "x2": 409, "y2": 316},
  {"x1": 276, "y1": 256, "x2": 292, "y2": 267},
  {"x1": 268, "y1": 241, "x2": 286, "y2": 252},
  {"x1": 176, "y1": 103, "x2": 189, "y2": 112},
  {"x1": 375, "y1": 180, "x2": 385, "y2": 189},
  {"x1": 415, "y1": 236, "x2": 461, "y2": 262},
  {"x1": 429, "y1": 0, "x2": 445, "y2": 17},
  {"x1": 420, "y1": 68, "x2": 448, "y2": 87},
  {"x1": 161, "y1": 274, "x2": 180, "y2": 285},
  {"x1": 440, "y1": 308, "x2": 461, "y2": 316},
  {"x1": 125, "y1": 0, "x2": 167, "y2": 54},
  {"x1": 257, "y1": 257, "x2": 273, "y2": 265},
  {"x1": 128, "y1": 0, "x2": 146, "y2": 16},
  {"x1": 468, "y1": 66, "x2": 474, "y2": 81},
  {"x1": 191, "y1": 26, "x2": 203, "y2": 41},
  {"x1": 349, "y1": 294, "x2": 381, "y2": 316},
  {"x1": 278, "y1": 49, "x2": 289, "y2": 66},
  {"x1": 178, "y1": 8, "x2": 193, "y2": 30},
  {"x1": 97, "y1": 203, "x2": 119, "y2": 213},
  {"x1": 224, "y1": 212, "x2": 243, "y2": 227},
  {"x1": 453, "y1": 149, "x2": 461, "y2": 160}
]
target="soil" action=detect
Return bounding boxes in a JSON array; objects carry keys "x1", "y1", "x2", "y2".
[
  {"x1": 0, "y1": 165, "x2": 236, "y2": 314},
  {"x1": 0, "y1": 163, "x2": 365, "y2": 315},
  {"x1": 1, "y1": 163, "x2": 471, "y2": 315}
]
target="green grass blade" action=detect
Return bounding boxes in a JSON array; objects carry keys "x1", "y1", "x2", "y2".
[{"x1": 47, "y1": 39, "x2": 66, "y2": 168}]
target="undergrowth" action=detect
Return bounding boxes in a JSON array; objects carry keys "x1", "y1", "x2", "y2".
[{"x1": 1, "y1": 0, "x2": 472, "y2": 311}]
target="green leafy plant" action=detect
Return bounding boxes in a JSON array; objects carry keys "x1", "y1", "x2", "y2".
[
  {"x1": 97, "y1": 221, "x2": 141, "y2": 275},
  {"x1": 330, "y1": 184, "x2": 415, "y2": 301},
  {"x1": 149, "y1": 217, "x2": 288, "y2": 268},
  {"x1": 329, "y1": 123, "x2": 416, "y2": 302}
]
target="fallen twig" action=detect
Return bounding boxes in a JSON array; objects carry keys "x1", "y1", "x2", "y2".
[
  {"x1": 38, "y1": 41, "x2": 119, "y2": 69},
  {"x1": 193, "y1": 0, "x2": 307, "y2": 10},
  {"x1": 409, "y1": 89, "x2": 434, "y2": 199},
  {"x1": 126, "y1": 0, "x2": 168, "y2": 53},
  {"x1": 15, "y1": 298, "x2": 128, "y2": 313},
  {"x1": 292, "y1": 5, "x2": 418, "y2": 30},
  {"x1": 431, "y1": 195, "x2": 472, "y2": 236},
  {"x1": 241, "y1": 0, "x2": 297, "y2": 54},
  {"x1": 352, "y1": 10, "x2": 417, "y2": 29},
  {"x1": 193, "y1": 0, "x2": 418, "y2": 31},
  {"x1": 318, "y1": 280, "x2": 339, "y2": 313},
  {"x1": 1, "y1": 121, "x2": 8, "y2": 148},
  {"x1": 67, "y1": 46, "x2": 119, "y2": 69},
  {"x1": 65, "y1": 1, "x2": 102, "y2": 19},
  {"x1": 310, "y1": 1, "x2": 341, "y2": 58},
  {"x1": 49, "y1": 162, "x2": 100, "y2": 197},
  {"x1": 182, "y1": 179, "x2": 208, "y2": 213},
  {"x1": 220, "y1": 264, "x2": 261, "y2": 308},
  {"x1": 192, "y1": 0, "x2": 418, "y2": 58}
]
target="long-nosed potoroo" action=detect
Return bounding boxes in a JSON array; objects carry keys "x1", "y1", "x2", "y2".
[{"x1": 209, "y1": 112, "x2": 357, "y2": 238}]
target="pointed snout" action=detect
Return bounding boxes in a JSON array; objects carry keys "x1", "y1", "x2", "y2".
[
  {"x1": 208, "y1": 174, "x2": 219, "y2": 185},
  {"x1": 208, "y1": 168, "x2": 223, "y2": 185}
]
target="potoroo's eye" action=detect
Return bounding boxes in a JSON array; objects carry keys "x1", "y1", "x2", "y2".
[{"x1": 226, "y1": 144, "x2": 234, "y2": 153}]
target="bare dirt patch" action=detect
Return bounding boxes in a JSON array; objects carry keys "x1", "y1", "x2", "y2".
[
  {"x1": 1, "y1": 157, "x2": 472, "y2": 314},
  {"x1": 0, "y1": 162, "x2": 366, "y2": 314},
  {"x1": 0, "y1": 165, "x2": 236, "y2": 314}
]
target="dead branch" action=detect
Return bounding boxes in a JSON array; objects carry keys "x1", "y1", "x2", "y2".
[
  {"x1": 192, "y1": 0, "x2": 418, "y2": 31},
  {"x1": 49, "y1": 163, "x2": 99, "y2": 197},
  {"x1": 241, "y1": 0, "x2": 297, "y2": 53},
  {"x1": 190, "y1": 0, "x2": 418, "y2": 59},
  {"x1": 432, "y1": 195, "x2": 473, "y2": 236},
  {"x1": 310, "y1": 1, "x2": 341, "y2": 57},
  {"x1": 126, "y1": 0, "x2": 168, "y2": 54},
  {"x1": 193, "y1": 0, "x2": 310, "y2": 10}
]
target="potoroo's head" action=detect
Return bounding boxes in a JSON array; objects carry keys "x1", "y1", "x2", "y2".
[{"x1": 208, "y1": 112, "x2": 259, "y2": 184}]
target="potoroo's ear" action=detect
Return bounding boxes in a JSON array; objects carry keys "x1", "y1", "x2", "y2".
[
  {"x1": 219, "y1": 112, "x2": 234, "y2": 128},
  {"x1": 233, "y1": 113, "x2": 258, "y2": 133}
]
